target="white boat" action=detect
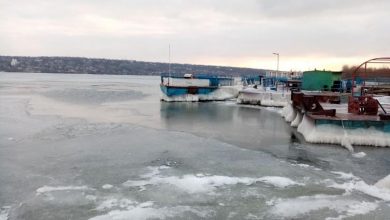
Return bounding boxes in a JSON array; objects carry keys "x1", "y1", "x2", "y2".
[{"x1": 237, "y1": 72, "x2": 301, "y2": 107}]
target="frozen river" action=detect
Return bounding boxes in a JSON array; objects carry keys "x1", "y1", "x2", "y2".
[{"x1": 0, "y1": 73, "x2": 389, "y2": 220}]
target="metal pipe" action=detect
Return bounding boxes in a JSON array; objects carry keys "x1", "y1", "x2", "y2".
[{"x1": 377, "y1": 99, "x2": 387, "y2": 114}]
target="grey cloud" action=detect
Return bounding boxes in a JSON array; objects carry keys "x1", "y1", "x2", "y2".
[
  {"x1": 254, "y1": 0, "x2": 390, "y2": 18},
  {"x1": 1, "y1": 0, "x2": 389, "y2": 69}
]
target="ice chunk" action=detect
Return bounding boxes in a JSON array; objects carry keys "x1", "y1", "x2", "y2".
[{"x1": 352, "y1": 152, "x2": 366, "y2": 158}]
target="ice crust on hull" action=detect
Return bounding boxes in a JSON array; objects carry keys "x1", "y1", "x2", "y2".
[
  {"x1": 282, "y1": 103, "x2": 390, "y2": 147},
  {"x1": 298, "y1": 116, "x2": 390, "y2": 147},
  {"x1": 297, "y1": 115, "x2": 390, "y2": 147},
  {"x1": 291, "y1": 112, "x2": 302, "y2": 127},
  {"x1": 282, "y1": 103, "x2": 297, "y2": 122},
  {"x1": 161, "y1": 86, "x2": 240, "y2": 102},
  {"x1": 237, "y1": 88, "x2": 290, "y2": 107}
]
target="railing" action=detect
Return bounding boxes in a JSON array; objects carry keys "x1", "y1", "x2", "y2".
[
  {"x1": 352, "y1": 57, "x2": 390, "y2": 96},
  {"x1": 160, "y1": 72, "x2": 235, "y2": 86}
]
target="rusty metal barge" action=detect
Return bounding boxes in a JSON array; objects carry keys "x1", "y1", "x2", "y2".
[{"x1": 282, "y1": 58, "x2": 390, "y2": 147}]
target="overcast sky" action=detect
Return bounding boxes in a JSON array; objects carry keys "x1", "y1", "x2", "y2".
[{"x1": 1, "y1": 0, "x2": 389, "y2": 70}]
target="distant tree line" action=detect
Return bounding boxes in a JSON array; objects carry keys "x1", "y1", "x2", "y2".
[
  {"x1": 342, "y1": 65, "x2": 390, "y2": 79},
  {"x1": 0, "y1": 56, "x2": 266, "y2": 77}
]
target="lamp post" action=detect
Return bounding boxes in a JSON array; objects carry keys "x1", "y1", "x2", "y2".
[{"x1": 273, "y1": 52, "x2": 279, "y2": 73}]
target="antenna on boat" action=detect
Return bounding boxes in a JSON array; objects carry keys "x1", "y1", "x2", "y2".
[{"x1": 168, "y1": 44, "x2": 171, "y2": 85}]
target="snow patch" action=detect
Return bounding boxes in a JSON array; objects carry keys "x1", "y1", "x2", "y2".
[
  {"x1": 124, "y1": 175, "x2": 254, "y2": 194},
  {"x1": 140, "y1": 166, "x2": 170, "y2": 179},
  {"x1": 90, "y1": 203, "x2": 211, "y2": 220},
  {"x1": 325, "y1": 202, "x2": 379, "y2": 220},
  {"x1": 96, "y1": 198, "x2": 135, "y2": 211},
  {"x1": 0, "y1": 206, "x2": 10, "y2": 220},
  {"x1": 374, "y1": 95, "x2": 390, "y2": 105},
  {"x1": 329, "y1": 180, "x2": 390, "y2": 201},
  {"x1": 257, "y1": 176, "x2": 303, "y2": 188},
  {"x1": 352, "y1": 152, "x2": 366, "y2": 158},
  {"x1": 291, "y1": 163, "x2": 321, "y2": 171},
  {"x1": 92, "y1": 205, "x2": 171, "y2": 220},
  {"x1": 86, "y1": 195, "x2": 97, "y2": 201},
  {"x1": 124, "y1": 172, "x2": 302, "y2": 194},
  {"x1": 331, "y1": 171, "x2": 358, "y2": 180},
  {"x1": 102, "y1": 184, "x2": 113, "y2": 190},
  {"x1": 36, "y1": 185, "x2": 91, "y2": 195},
  {"x1": 375, "y1": 174, "x2": 390, "y2": 190},
  {"x1": 269, "y1": 194, "x2": 378, "y2": 219}
]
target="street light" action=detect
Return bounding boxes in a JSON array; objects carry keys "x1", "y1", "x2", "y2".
[{"x1": 273, "y1": 53, "x2": 279, "y2": 73}]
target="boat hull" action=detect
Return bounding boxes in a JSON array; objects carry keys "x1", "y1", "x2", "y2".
[{"x1": 160, "y1": 85, "x2": 218, "y2": 97}]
